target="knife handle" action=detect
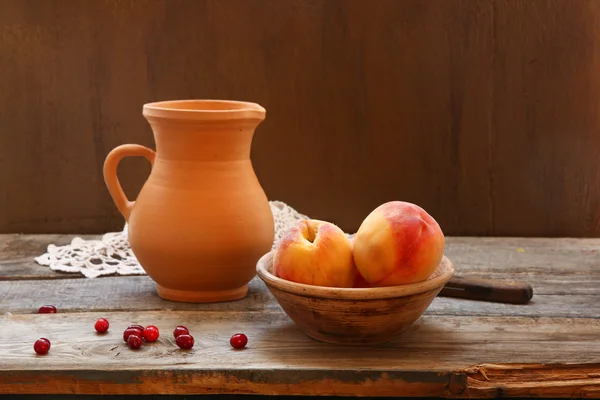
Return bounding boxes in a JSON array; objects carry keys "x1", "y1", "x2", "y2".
[{"x1": 439, "y1": 276, "x2": 534, "y2": 304}]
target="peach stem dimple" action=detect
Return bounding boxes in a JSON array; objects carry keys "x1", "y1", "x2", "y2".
[{"x1": 303, "y1": 220, "x2": 317, "y2": 243}]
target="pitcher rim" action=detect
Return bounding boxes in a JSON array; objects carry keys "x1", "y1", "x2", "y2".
[{"x1": 143, "y1": 99, "x2": 266, "y2": 121}]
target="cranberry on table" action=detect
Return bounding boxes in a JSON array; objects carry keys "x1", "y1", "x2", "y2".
[
  {"x1": 38, "y1": 305, "x2": 57, "y2": 314},
  {"x1": 175, "y1": 334, "x2": 194, "y2": 350},
  {"x1": 123, "y1": 327, "x2": 144, "y2": 342},
  {"x1": 127, "y1": 324, "x2": 145, "y2": 332},
  {"x1": 94, "y1": 318, "x2": 109, "y2": 333},
  {"x1": 33, "y1": 338, "x2": 51, "y2": 355},
  {"x1": 143, "y1": 325, "x2": 160, "y2": 342},
  {"x1": 126, "y1": 334, "x2": 143, "y2": 350},
  {"x1": 173, "y1": 325, "x2": 189, "y2": 338},
  {"x1": 230, "y1": 333, "x2": 248, "y2": 349}
]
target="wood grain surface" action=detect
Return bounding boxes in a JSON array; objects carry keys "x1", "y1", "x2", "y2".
[
  {"x1": 1, "y1": 0, "x2": 600, "y2": 237},
  {"x1": 5, "y1": 235, "x2": 600, "y2": 280},
  {"x1": 1, "y1": 235, "x2": 600, "y2": 396},
  {"x1": 2, "y1": 275, "x2": 598, "y2": 318},
  {"x1": 2, "y1": 235, "x2": 599, "y2": 318},
  {"x1": 1, "y1": 311, "x2": 599, "y2": 397}
]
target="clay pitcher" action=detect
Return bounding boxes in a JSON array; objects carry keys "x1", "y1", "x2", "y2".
[{"x1": 103, "y1": 100, "x2": 275, "y2": 303}]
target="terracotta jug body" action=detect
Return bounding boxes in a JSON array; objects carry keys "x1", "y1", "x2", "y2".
[{"x1": 103, "y1": 100, "x2": 275, "y2": 303}]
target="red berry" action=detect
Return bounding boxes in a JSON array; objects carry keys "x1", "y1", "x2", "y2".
[
  {"x1": 123, "y1": 327, "x2": 143, "y2": 342},
  {"x1": 127, "y1": 334, "x2": 143, "y2": 349},
  {"x1": 38, "y1": 305, "x2": 57, "y2": 314},
  {"x1": 143, "y1": 325, "x2": 159, "y2": 342},
  {"x1": 230, "y1": 333, "x2": 248, "y2": 349},
  {"x1": 34, "y1": 338, "x2": 51, "y2": 355},
  {"x1": 127, "y1": 324, "x2": 145, "y2": 332},
  {"x1": 173, "y1": 325, "x2": 189, "y2": 338},
  {"x1": 94, "y1": 318, "x2": 109, "y2": 333},
  {"x1": 175, "y1": 334, "x2": 194, "y2": 349}
]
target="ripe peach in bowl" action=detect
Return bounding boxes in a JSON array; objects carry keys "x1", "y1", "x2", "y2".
[
  {"x1": 353, "y1": 201, "x2": 446, "y2": 287},
  {"x1": 257, "y1": 207, "x2": 454, "y2": 345}
]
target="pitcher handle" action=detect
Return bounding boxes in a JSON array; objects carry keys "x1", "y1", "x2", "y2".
[{"x1": 103, "y1": 144, "x2": 156, "y2": 221}]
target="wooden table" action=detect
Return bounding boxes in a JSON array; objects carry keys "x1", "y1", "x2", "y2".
[{"x1": 1, "y1": 235, "x2": 599, "y2": 398}]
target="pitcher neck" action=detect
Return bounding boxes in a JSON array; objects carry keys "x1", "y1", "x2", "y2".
[{"x1": 147, "y1": 120, "x2": 259, "y2": 162}]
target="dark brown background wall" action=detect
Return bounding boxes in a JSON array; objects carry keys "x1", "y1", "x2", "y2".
[{"x1": 1, "y1": 0, "x2": 599, "y2": 237}]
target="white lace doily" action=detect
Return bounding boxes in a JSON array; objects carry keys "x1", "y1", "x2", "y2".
[{"x1": 35, "y1": 201, "x2": 331, "y2": 278}]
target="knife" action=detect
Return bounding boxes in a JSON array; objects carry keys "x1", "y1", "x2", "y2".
[{"x1": 439, "y1": 276, "x2": 534, "y2": 304}]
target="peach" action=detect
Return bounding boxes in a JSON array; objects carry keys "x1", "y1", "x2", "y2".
[
  {"x1": 348, "y1": 235, "x2": 371, "y2": 288},
  {"x1": 352, "y1": 201, "x2": 445, "y2": 287},
  {"x1": 353, "y1": 269, "x2": 372, "y2": 288},
  {"x1": 273, "y1": 219, "x2": 356, "y2": 288}
]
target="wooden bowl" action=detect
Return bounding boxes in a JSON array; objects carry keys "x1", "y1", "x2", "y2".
[{"x1": 256, "y1": 252, "x2": 455, "y2": 345}]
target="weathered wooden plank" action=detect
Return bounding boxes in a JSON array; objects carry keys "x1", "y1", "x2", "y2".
[
  {"x1": 0, "y1": 274, "x2": 594, "y2": 318},
  {"x1": 3, "y1": 235, "x2": 600, "y2": 293},
  {"x1": 0, "y1": 394, "x2": 390, "y2": 400},
  {"x1": 0, "y1": 311, "x2": 598, "y2": 396},
  {"x1": 444, "y1": 237, "x2": 600, "y2": 274},
  {"x1": 0, "y1": 397, "x2": 418, "y2": 400},
  {"x1": 428, "y1": 295, "x2": 600, "y2": 318},
  {"x1": 0, "y1": 234, "x2": 99, "y2": 280},
  {"x1": 0, "y1": 276, "x2": 278, "y2": 313},
  {"x1": 1, "y1": 275, "x2": 598, "y2": 318},
  {"x1": 457, "y1": 363, "x2": 600, "y2": 398},
  {"x1": 451, "y1": 274, "x2": 599, "y2": 295},
  {"x1": 0, "y1": 234, "x2": 97, "y2": 262}
]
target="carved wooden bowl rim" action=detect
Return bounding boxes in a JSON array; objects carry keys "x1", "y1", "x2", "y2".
[{"x1": 256, "y1": 251, "x2": 455, "y2": 300}]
